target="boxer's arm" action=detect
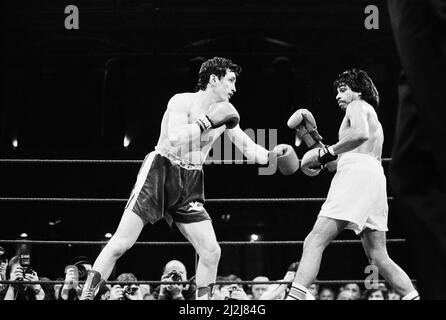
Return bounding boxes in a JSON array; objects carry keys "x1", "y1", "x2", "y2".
[
  {"x1": 167, "y1": 94, "x2": 202, "y2": 147},
  {"x1": 331, "y1": 101, "x2": 370, "y2": 155},
  {"x1": 226, "y1": 125, "x2": 270, "y2": 164}
]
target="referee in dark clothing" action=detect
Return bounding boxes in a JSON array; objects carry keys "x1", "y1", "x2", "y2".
[{"x1": 388, "y1": 0, "x2": 446, "y2": 300}]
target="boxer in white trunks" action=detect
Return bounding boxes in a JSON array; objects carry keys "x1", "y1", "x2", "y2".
[{"x1": 286, "y1": 69, "x2": 419, "y2": 300}]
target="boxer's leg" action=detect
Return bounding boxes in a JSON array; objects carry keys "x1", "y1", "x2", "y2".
[
  {"x1": 80, "y1": 209, "x2": 144, "y2": 299},
  {"x1": 360, "y1": 229, "x2": 419, "y2": 299},
  {"x1": 286, "y1": 216, "x2": 347, "y2": 300},
  {"x1": 93, "y1": 209, "x2": 144, "y2": 279},
  {"x1": 176, "y1": 220, "x2": 221, "y2": 300}
]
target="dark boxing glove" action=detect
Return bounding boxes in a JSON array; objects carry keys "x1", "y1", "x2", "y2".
[
  {"x1": 301, "y1": 145, "x2": 337, "y2": 176},
  {"x1": 196, "y1": 101, "x2": 240, "y2": 133}
]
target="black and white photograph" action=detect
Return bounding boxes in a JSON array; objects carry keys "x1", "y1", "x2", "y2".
[{"x1": 1, "y1": 0, "x2": 445, "y2": 312}]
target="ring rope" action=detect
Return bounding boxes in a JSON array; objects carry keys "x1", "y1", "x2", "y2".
[
  {"x1": 0, "y1": 158, "x2": 392, "y2": 164},
  {"x1": 0, "y1": 239, "x2": 406, "y2": 245},
  {"x1": 0, "y1": 279, "x2": 416, "y2": 286},
  {"x1": 0, "y1": 157, "x2": 403, "y2": 288},
  {"x1": 0, "y1": 197, "x2": 394, "y2": 202}
]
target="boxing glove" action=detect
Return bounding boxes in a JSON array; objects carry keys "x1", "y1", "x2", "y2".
[
  {"x1": 271, "y1": 144, "x2": 300, "y2": 175},
  {"x1": 287, "y1": 109, "x2": 323, "y2": 149},
  {"x1": 196, "y1": 101, "x2": 240, "y2": 133},
  {"x1": 301, "y1": 145, "x2": 337, "y2": 176}
]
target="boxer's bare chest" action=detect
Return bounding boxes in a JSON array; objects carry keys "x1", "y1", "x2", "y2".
[
  {"x1": 338, "y1": 116, "x2": 350, "y2": 140},
  {"x1": 187, "y1": 102, "x2": 224, "y2": 150}
]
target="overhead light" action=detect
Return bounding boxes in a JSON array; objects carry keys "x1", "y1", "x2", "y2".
[
  {"x1": 104, "y1": 233, "x2": 112, "y2": 239},
  {"x1": 48, "y1": 219, "x2": 62, "y2": 226},
  {"x1": 123, "y1": 135, "x2": 131, "y2": 148},
  {"x1": 20, "y1": 233, "x2": 28, "y2": 238},
  {"x1": 250, "y1": 234, "x2": 259, "y2": 242},
  {"x1": 12, "y1": 138, "x2": 18, "y2": 149}
]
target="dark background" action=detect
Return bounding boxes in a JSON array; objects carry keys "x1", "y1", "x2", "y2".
[{"x1": 1, "y1": 0, "x2": 412, "y2": 283}]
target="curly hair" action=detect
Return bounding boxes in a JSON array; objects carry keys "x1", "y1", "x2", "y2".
[
  {"x1": 195, "y1": 57, "x2": 242, "y2": 91},
  {"x1": 333, "y1": 68, "x2": 380, "y2": 109}
]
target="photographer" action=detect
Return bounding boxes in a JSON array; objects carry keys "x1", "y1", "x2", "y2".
[
  {"x1": 108, "y1": 273, "x2": 143, "y2": 300},
  {"x1": 0, "y1": 246, "x2": 8, "y2": 291},
  {"x1": 259, "y1": 261, "x2": 299, "y2": 300},
  {"x1": 59, "y1": 256, "x2": 98, "y2": 300},
  {"x1": 1, "y1": 255, "x2": 45, "y2": 300},
  {"x1": 219, "y1": 274, "x2": 249, "y2": 300},
  {"x1": 155, "y1": 260, "x2": 191, "y2": 300},
  {"x1": 250, "y1": 276, "x2": 270, "y2": 300}
]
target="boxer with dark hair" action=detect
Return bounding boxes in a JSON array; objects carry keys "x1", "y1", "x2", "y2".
[
  {"x1": 333, "y1": 68, "x2": 380, "y2": 110},
  {"x1": 286, "y1": 69, "x2": 419, "y2": 301},
  {"x1": 80, "y1": 57, "x2": 298, "y2": 300}
]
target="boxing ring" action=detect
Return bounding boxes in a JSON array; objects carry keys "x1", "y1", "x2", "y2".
[{"x1": 0, "y1": 157, "x2": 416, "y2": 291}]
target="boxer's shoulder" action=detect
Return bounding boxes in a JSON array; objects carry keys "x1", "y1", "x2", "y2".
[
  {"x1": 346, "y1": 100, "x2": 372, "y2": 114},
  {"x1": 167, "y1": 92, "x2": 195, "y2": 113}
]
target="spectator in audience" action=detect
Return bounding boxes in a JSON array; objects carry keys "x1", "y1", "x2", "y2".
[
  {"x1": 388, "y1": 288, "x2": 401, "y2": 300},
  {"x1": 260, "y1": 261, "x2": 300, "y2": 300},
  {"x1": 108, "y1": 273, "x2": 143, "y2": 300},
  {"x1": 364, "y1": 287, "x2": 389, "y2": 300},
  {"x1": 211, "y1": 275, "x2": 227, "y2": 300},
  {"x1": 250, "y1": 276, "x2": 270, "y2": 300},
  {"x1": 153, "y1": 260, "x2": 194, "y2": 300},
  {"x1": 0, "y1": 246, "x2": 7, "y2": 292},
  {"x1": 309, "y1": 283, "x2": 319, "y2": 299},
  {"x1": 38, "y1": 277, "x2": 56, "y2": 300},
  {"x1": 219, "y1": 274, "x2": 249, "y2": 300},
  {"x1": 342, "y1": 283, "x2": 362, "y2": 300},
  {"x1": 1, "y1": 255, "x2": 45, "y2": 300},
  {"x1": 138, "y1": 284, "x2": 153, "y2": 300},
  {"x1": 59, "y1": 255, "x2": 107, "y2": 300},
  {"x1": 318, "y1": 286, "x2": 336, "y2": 300},
  {"x1": 337, "y1": 289, "x2": 354, "y2": 300},
  {"x1": 53, "y1": 277, "x2": 64, "y2": 300}
]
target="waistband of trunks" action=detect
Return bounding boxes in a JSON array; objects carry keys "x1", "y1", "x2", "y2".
[
  {"x1": 338, "y1": 152, "x2": 382, "y2": 167},
  {"x1": 154, "y1": 147, "x2": 203, "y2": 170}
]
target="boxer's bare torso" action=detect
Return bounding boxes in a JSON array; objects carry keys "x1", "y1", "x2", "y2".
[
  {"x1": 156, "y1": 92, "x2": 226, "y2": 165},
  {"x1": 338, "y1": 101, "x2": 383, "y2": 161}
]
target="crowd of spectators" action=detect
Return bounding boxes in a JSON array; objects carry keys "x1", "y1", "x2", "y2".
[{"x1": 0, "y1": 247, "x2": 407, "y2": 300}]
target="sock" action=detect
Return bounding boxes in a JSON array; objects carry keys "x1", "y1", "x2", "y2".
[
  {"x1": 80, "y1": 270, "x2": 103, "y2": 300},
  {"x1": 286, "y1": 282, "x2": 310, "y2": 300},
  {"x1": 306, "y1": 292, "x2": 316, "y2": 300},
  {"x1": 402, "y1": 290, "x2": 420, "y2": 300},
  {"x1": 196, "y1": 286, "x2": 211, "y2": 300}
]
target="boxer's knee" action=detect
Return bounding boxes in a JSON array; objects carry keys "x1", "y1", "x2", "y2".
[
  {"x1": 107, "y1": 236, "x2": 133, "y2": 258},
  {"x1": 303, "y1": 229, "x2": 330, "y2": 252},
  {"x1": 367, "y1": 248, "x2": 390, "y2": 267},
  {"x1": 199, "y1": 243, "x2": 221, "y2": 266}
]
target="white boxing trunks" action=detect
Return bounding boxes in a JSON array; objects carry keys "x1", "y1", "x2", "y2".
[{"x1": 318, "y1": 152, "x2": 388, "y2": 234}]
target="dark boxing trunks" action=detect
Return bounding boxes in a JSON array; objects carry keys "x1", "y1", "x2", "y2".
[{"x1": 125, "y1": 149, "x2": 211, "y2": 226}]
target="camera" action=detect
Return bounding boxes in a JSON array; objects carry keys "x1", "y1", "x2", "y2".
[
  {"x1": 167, "y1": 270, "x2": 182, "y2": 282},
  {"x1": 76, "y1": 263, "x2": 88, "y2": 281},
  {"x1": 0, "y1": 246, "x2": 7, "y2": 265},
  {"x1": 224, "y1": 285, "x2": 241, "y2": 300},
  {"x1": 228, "y1": 284, "x2": 240, "y2": 295},
  {"x1": 19, "y1": 253, "x2": 34, "y2": 277},
  {"x1": 123, "y1": 285, "x2": 138, "y2": 295}
]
